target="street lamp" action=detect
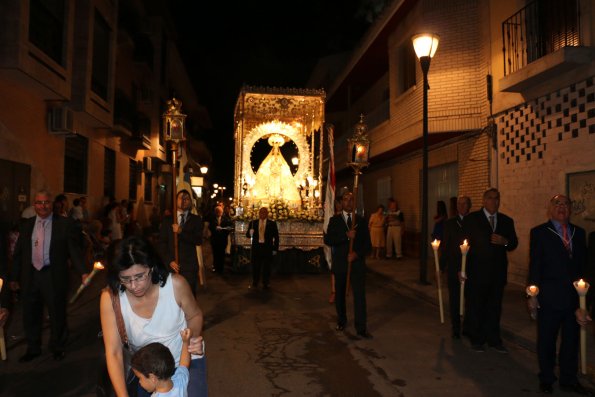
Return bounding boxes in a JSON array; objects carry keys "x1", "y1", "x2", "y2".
[
  {"x1": 162, "y1": 97, "x2": 187, "y2": 268},
  {"x1": 345, "y1": 114, "x2": 370, "y2": 292},
  {"x1": 200, "y1": 165, "x2": 208, "y2": 175},
  {"x1": 412, "y1": 33, "x2": 439, "y2": 284}
]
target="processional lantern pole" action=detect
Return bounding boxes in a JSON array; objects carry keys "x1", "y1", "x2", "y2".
[
  {"x1": 162, "y1": 97, "x2": 187, "y2": 270},
  {"x1": 345, "y1": 114, "x2": 370, "y2": 295}
]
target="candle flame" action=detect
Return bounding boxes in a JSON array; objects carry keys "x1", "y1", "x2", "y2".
[
  {"x1": 529, "y1": 286, "x2": 537, "y2": 293},
  {"x1": 93, "y1": 262, "x2": 105, "y2": 270},
  {"x1": 578, "y1": 279, "x2": 586, "y2": 288},
  {"x1": 463, "y1": 239, "x2": 468, "y2": 245}
]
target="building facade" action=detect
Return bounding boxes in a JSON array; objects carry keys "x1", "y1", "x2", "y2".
[
  {"x1": 0, "y1": 0, "x2": 210, "y2": 238},
  {"x1": 321, "y1": 0, "x2": 595, "y2": 283}
]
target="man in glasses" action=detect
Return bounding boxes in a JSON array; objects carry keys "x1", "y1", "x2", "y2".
[
  {"x1": 528, "y1": 194, "x2": 590, "y2": 395},
  {"x1": 10, "y1": 190, "x2": 87, "y2": 362}
]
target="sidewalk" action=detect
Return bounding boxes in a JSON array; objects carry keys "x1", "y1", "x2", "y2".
[{"x1": 365, "y1": 255, "x2": 595, "y2": 387}]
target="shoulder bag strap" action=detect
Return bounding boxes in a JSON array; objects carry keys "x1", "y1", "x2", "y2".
[{"x1": 109, "y1": 289, "x2": 130, "y2": 349}]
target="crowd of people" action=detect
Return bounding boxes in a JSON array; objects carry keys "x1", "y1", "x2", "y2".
[{"x1": 1, "y1": 186, "x2": 594, "y2": 396}]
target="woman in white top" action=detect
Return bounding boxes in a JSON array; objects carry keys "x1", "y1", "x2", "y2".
[{"x1": 100, "y1": 236, "x2": 207, "y2": 397}]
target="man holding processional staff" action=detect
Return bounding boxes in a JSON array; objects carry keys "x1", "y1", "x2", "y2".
[
  {"x1": 441, "y1": 195, "x2": 471, "y2": 339},
  {"x1": 324, "y1": 191, "x2": 372, "y2": 339}
]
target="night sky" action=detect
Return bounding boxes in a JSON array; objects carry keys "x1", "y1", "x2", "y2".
[{"x1": 169, "y1": 0, "x2": 373, "y2": 191}]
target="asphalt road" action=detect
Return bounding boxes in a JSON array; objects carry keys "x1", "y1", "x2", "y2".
[{"x1": 1, "y1": 266, "x2": 548, "y2": 397}]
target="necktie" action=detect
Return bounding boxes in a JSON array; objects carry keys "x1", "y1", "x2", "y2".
[
  {"x1": 347, "y1": 213, "x2": 352, "y2": 229},
  {"x1": 562, "y1": 225, "x2": 571, "y2": 253},
  {"x1": 259, "y1": 220, "x2": 265, "y2": 243},
  {"x1": 489, "y1": 215, "x2": 495, "y2": 231},
  {"x1": 179, "y1": 213, "x2": 186, "y2": 227},
  {"x1": 33, "y1": 219, "x2": 45, "y2": 270}
]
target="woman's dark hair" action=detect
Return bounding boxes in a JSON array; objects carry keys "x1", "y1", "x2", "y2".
[
  {"x1": 106, "y1": 235, "x2": 170, "y2": 293},
  {"x1": 376, "y1": 204, "x2": 385, "y2": 211},
  {"x1": 435, "y1": 200, "x2": 448, "y2": 219},
  {"x1": 131, "y1": 342, "x2": 175, "y2": 380}
]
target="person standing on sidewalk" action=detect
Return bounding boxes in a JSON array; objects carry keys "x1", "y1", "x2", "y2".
[
  {"x1": 442, "y1": 195, "x2": 471, "y2": 339},
  {"x1": 10, "y1": 190, "x2": 87, "y2": 362},
  {"x1": 463, "y1": 188, "x2": 518, "y2": 353},
  {"x1": 385, "y1": 198, "x2": 404, "y2": 259},
  {"x1": 324, "y1": 191, "x2": 372, "y2": 339},
  {"x1": 527, "y1": 194, "x2": 591, "y2": 395}
]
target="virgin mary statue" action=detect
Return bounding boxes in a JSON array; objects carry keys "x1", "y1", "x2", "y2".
[{"x1": 252, "y1": 134, "x2": 301, "y2": 205}]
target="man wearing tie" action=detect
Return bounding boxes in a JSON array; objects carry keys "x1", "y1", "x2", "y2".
[
  {"x1": 324, "y1": 191, "x2": 372, "y2": 339},
  {"x1": 527, "y1": 194, "x2": 590, "y2": 395},
  {"x1": 10, "y1": 190, "x2": 87, "y2": 362},
  {"x1": 463, "y1": 188, "x2": 518, "y2": 353},
  {"x1": 159, "y1": 189, "x2": 203, "y2": 295},
  {"x1": 246, "y1": 207, "x2": 279, "y2": 289},
  {"x1": 442, "y1": 195, "x2": 471, "y2": 339}
]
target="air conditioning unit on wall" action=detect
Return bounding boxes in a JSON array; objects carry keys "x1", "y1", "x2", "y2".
[{"x1": 48, "y1": 106, "x2": 75, "y2": 135}]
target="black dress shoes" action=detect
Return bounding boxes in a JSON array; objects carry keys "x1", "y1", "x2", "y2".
[
  {"x1": 560, "y1": 383, "x2": 591, "y2": 395},
  {"x1": 539, "y1": 382, "x2": 553, "y2": 394},
  {"x1": 335, "y1": 324, "x2": 345, "y2": 332},
  {"x1": 19, "y1": 351, "x2": 41, "y2": 363},
  {"x1": 53, "y1": 350, "x2": 66, "y2": 361},
  {"x1": 356, "y1": 330, "x2": 373, "y2": 339}
]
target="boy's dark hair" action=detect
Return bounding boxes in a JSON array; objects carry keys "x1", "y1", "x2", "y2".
[{"x1": 131, "y1": 342, "x2": 175, "y2": 380}]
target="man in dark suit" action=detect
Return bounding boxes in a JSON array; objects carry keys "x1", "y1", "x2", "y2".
[
  {"x1": 442, "y1": 195, "x2": 471, "y2": 339},
  {"x1": 324, "y1": 191, "x2": 372, "y2": 339},
  {"x1": 10, "y1": 190, "x2": 87, "y2": 362},
  {"x1": 208, "y1": 205, "x2": 233, "y2": 274},
  {"x1": 246, "y1": 207, "x2": 279, "y2": 289},
  {"x1": 463, "y1": 188, "x2": 518, "y2": 353},
  {"x1": 528, "y1": 194, "x2": 590, "y2": 395},
  {"x1": 159, "y1": 189, "x2": 203, "y2": 295}
]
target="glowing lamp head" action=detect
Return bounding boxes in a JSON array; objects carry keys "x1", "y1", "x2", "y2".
[{"x1": 412, "y1": 33, "x2": 440, "y2": 59}]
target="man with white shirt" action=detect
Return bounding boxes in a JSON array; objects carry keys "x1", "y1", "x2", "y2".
[
  {"x1": 324, "y1": 191, "x2": 372, "y2": 339},
  {"x1": 159, "y1": 189, "x2": 203, "y2": 295},
  {"x1": 463, "y1": 188, "x2": 518, "y2": 353},
  {"x1": 246, "y1": 207, "x2": 279, "y2": 290},
  {"x1": 10, "y1": 190, "x2": 87, "y2": 362}
]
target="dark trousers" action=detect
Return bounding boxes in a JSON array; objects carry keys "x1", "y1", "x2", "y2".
[
  {"x1": 212, "y1": 237, "x2": 227, "y2": 273},
  {"x1": 333, "y1": 264, "x2": 367, "y2": 333},
  {"x1": 251, "y1": 244, "x2": 273, "y2": 287},
  {"x1": 537, "y1": 306, "x2": 580, "y2": 385},
  {"x1": 447, "y1": 271, "x2": 461, "y2": 334},
  {"x1": 180, "y1": 269, "x2": 198, "y2": 296},
  {"x1": 466, "y1": 280, "x2": 504, "y2": 346},
  {"x1": 22, "y1": 266, "x2": 68, "y2": 353}
]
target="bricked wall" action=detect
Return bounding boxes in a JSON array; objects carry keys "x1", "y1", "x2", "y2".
[{"x1": 497, "y1": 78, "x2": 595, "y2": 284}]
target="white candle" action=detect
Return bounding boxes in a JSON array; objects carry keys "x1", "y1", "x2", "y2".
[
  {"x1": 573, "y1": 279, "x2": 590, "y2": 375},
  {"x1": 459, "y1": 239, "x2": 469, "y2": 316},
  {"x1": 430, "y1": 239, "x2": 444, "y2": 324},
  {"x1": 70, "y1": 262, "x2": 105, "y2": 304}
]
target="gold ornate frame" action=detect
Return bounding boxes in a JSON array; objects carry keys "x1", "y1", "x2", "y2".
[{"x1": 234, "y1": 86, "x2": 326, "y2": 207}]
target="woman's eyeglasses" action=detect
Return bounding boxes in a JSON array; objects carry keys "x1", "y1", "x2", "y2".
[{"x1": 119, "y1": 269, "x2": 152, "y2": 285}]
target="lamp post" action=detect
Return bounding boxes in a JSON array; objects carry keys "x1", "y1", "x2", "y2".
[
  {"x1": 162, "y1": 97, "x2": 187, "y2": 268},
  {"x1": 345, "y1": 114, "x2": 370, "y2": 294},
  {"x1": 412, "y1": 33, "x2": 439, "y2": 285}
]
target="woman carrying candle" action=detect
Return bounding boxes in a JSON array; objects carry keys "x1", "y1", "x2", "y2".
[{"x1": 528, "y1": 194, "x2": 590, "y2": 395}]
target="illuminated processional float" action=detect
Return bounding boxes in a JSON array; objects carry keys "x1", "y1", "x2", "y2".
[{"x1": 231, "y1": 86, "x2": 328, "y2": 273}]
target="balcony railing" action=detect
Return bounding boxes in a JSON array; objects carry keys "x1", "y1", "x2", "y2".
[{"x1": 502, "y1": 0, "x2": 581, "y2": 76}]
